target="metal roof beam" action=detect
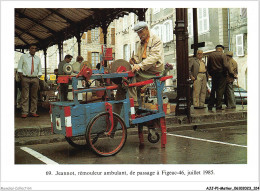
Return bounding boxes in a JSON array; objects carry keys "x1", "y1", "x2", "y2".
[
  {"x1": 15, "y1": 32, "x2": 30, "y2": 45},
  {"x1": 16, "y1": 10, "x2": 57, "y2": 35},
  {"x1": 16, "y1": 25, "x2": 43, "y2": 42},
  {"x1": 46, "y1": 8, "x2": 74, "y2": 25}
]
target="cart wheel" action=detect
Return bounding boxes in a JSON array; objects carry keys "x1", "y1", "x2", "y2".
[
  {"x1": 148, "y1": 132, "x2": 160, "y2": 143},
  {"x1": 86, "y1": 112, "x2": 127, "y2": 157},
  {"x1": 65, "y1": 136, "x2": 87, "y2": 149}
]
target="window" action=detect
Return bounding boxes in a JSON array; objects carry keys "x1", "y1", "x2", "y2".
[
  {"x1": 123, "y1": 44, "x2": 130, "y2": 61},
  {"x1": 163, "y1": 20, "x2": 173, "y2": 42},
  {"x1": 91, "y1": 28, "x2": 99, "y2": 42},
  {"x1": 236, "y1": 34, "x2": 244, "y2": 56},
  {"x1": 151, "y1": 25, "x2": 162, "y2": 40},
  {"x1": 111, "y1": 28, "x2": 115, "y2": 45},
  {"x1": 91, "y1": 52, "x2": 99, "y2": 68},
  {"x1": 188, "y1": 8, "x2": 209, "y2": 35},
  {"x1": 153, "y1": 8, "x2": 160, "y2": 14},
  {"x1": 188, "y1": 8, "x2": 193, "y2": 37},
  {"x1": 241, "y1": 8, "x2": 247, "y2": 18},
  {"x1": 198, "y1": 8, "x2": 209, "y2": 34}
]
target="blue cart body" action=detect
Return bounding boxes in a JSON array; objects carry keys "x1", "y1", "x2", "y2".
[
  {"x1": 51, "y1": 99, "x2": 131, "y2": 137},
  {"x1": 50, "y1": 70, "x2": 171, "y2": 153}
]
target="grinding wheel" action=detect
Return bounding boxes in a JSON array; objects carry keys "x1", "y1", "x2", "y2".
[
  {"x1": 110, "y1": 59, "x2": 132, "y2": 84},
  {"x1": 63, "y1": 63, "x2": 73, "y2": 75},
  {"x1": 110, "y1": 59, "x2": 132, "y2": 73}
]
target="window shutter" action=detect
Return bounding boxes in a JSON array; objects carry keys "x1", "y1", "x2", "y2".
[
  {"x1": 169, "y1": 21, "x2": 173, "y2": 41},
  {"x1": 161, "y1": 24, "x2": 166, "y2": 43},
  {"x1": 100, "y1": 28, "x2": 104, "y2": 44},
  {"x1": 81, "y1": 32, "x2": 86, "y2": 40},
  {"x1": 88, "y1": 51, "x2": 92, "y2": 64},
  {"x1": 87, "y1": 31, "x2": 91, "y2": 43},
  {"x1": 236, "y1": 34, "x2": 244, "y2": 56},
  {"x1": 241, "y1": 8, "x2": 247, "y2": 18},
  {"x1": 131, "y1": 13, "x2": 135, "y2": 29},
  {"x1": 111, "y1": 28, "x2": 115, "y2": 45},
  {"x1": 123, "y1": 16, "x2": 127, "y2": 31}
]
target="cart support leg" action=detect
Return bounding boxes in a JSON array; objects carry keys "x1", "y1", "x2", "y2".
[
  {"x1": 160, "y1": 117, "x2": 167, "y2": 148},
  {"x1": 138, "y1": 125, "x2": 144, "y2": 145}
]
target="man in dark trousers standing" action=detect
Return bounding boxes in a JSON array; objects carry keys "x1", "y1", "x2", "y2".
[
  {"x1": 207, "y1": 45, "x2": 228, "y2": 111},
  {"x1": 17, "y1": 44, "x2": 42, "y2": 118}
]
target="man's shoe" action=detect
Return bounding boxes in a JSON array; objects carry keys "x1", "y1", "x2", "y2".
[
  {"x1": 194, "y1": 107, "x2": 200, "y2": 109},
  {"x1": 216, "y1": 108, "x2": 224, "y2": 111},
  {"x1": 198, "y1": 106, "x2": 205, "y2": 109},
  {"x1": 21, "y1": 114, "x2": 28, "y2": 118},
  {"x1": 30, "y1": 113, "x2": 40, "y2": 117}
]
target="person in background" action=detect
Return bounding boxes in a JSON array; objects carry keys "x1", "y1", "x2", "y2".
[
  {"x1": 225, "y1": 51, "x2": 238, "y2": 109},
  {"x1": 207, "y1": 45, "x2": 228, "y2": 111},
  {"x1": 72, "y1": 55, "x2": 84, "y2": 73},
  {"x1": 17, "y1": 44, "x2": 42, "y2": 118},
  {"x1": 58, "y1": 54, "x2": 73, "y2": 101},
  {"x1": 54, "y1": 69, "x2": 58, "y2": 82},
  {"x1": 189, "y1": 49, "x2": 208, "y2": 109}
]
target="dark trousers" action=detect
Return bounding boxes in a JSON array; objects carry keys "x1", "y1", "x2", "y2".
[
  {"x1": 208, "y1": 72, "x2": 226, "y2": 109},
  {"x1": 60, "y1": 83, "x2": 68, "y2": 101},
  {"x1": 21, "y1": 77, "x2": 39, "y2": 115}
]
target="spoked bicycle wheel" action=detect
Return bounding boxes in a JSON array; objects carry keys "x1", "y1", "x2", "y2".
[
  {"x1": 86, "y1": 112, "x2": 127, "y2": 156},
  {"x1": 65, "y1": 136, "x2": 88, "y2": 149}
]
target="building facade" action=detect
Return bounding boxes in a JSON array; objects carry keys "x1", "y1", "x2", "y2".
[{"x1": 14, "y1": 8, "x2": 247, "y2": 89}]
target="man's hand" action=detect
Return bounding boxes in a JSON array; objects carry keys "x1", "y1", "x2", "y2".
[
  {"x1": 132, "y1": 64, "x2": 141, "y2": 72},
  {"x1": 191, "y1": 76, "x2": 195, "y2": 81},
  {"x1": 129, "y1": 58, "x2": 136, "y2": 65}
]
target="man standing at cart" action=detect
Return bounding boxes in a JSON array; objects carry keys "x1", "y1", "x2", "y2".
[
  {"x1": 115, "y1": 21, "x2": 164, "y2": 108},
  {"x1": 58, "y1": 54, "x2": 73, "y2": 101},
  {"x1": 18, "y1": 44, "x2": 42, "y2": 118},
  {"x1": 207, "y1": 45, "x2": 228, "y2": 111}
]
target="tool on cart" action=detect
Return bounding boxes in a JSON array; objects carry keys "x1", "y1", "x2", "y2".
[{"x1": 50, "y1": 51, "x2": 173, "y2": 157}]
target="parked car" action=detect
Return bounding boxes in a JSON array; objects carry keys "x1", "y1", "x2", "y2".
[
  {"x1": 161, "y1": 78, "x2": 247, "y2": 106},
  {"x1": 205, "y1": 78, "x2": 247, "y2": 105},
  {"x1": 233, "y1": 84, "x2": 247, "y2": 105}
]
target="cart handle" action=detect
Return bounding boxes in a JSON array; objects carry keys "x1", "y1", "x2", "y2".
[{"x1": 105, "y1": 75, "x2": 173, "y2": 89}]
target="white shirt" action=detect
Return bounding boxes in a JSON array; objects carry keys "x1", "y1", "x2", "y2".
[
  {"x1": 72, "y1": 62, "x2": 81, "y2": 73},
  {"x1": 18, "y1": 53, "x2": 42, "y2": 77}
]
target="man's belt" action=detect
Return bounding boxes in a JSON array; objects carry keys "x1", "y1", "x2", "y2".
[
  {"x1": 23, "y1": 75, "x2": 37, "y2": 78},
  {"x1": 198, "y1": 72, "x2": 206, "y2": 74}
]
